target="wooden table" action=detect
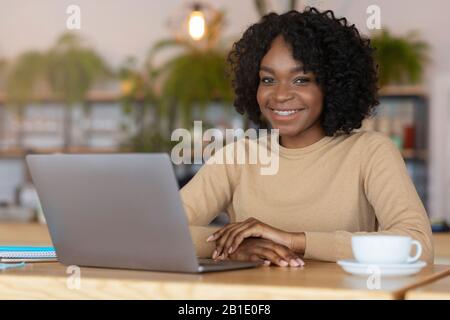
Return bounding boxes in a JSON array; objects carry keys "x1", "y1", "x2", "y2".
[
  {"x1": 433, "y1": 233, "x2": 450, "y2": 265},
  {"x1": 405, "y1": 275, "x2": 450, "y2": 300},
  {"x1": 0, "y1": 223, "x2": 449, "y2": 300},
  {"x1": 405, "y1": 233, "x2": 450, "y2": 299}
]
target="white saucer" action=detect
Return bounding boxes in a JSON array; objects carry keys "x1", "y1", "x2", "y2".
[{"x1": 337, "y1": 259, "x2": 427, "y2": 277}]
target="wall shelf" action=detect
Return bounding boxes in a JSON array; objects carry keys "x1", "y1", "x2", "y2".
[
  {"x1": 379, "y1": 85, "x2": 427, "y2": 97},
  {"x1": 0, "y1": 147, "x2": 120, "y2": 158},
  {"x1": 372, "y1": 89, "x2": 429, "y2": 210}
]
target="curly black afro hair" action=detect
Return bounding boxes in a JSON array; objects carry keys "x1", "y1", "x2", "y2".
[{"x1": 227, "y1": 7, "x2": 379, "y2": 136}]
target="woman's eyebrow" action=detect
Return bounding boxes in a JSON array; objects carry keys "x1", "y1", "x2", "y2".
[{"x1": 260, "y1": 65, "x2": 306, "y2": 74}]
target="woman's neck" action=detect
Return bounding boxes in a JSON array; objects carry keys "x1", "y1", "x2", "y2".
[{"x1": 280, "y1": 127, "x2": 326, "y2": 149}]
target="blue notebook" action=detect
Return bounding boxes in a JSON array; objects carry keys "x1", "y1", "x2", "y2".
[{"x1": 0, "y1": 246, "x2": 57, "y2": 262}]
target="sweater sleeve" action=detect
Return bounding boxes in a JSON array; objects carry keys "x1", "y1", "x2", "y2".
[
  {"x1": 180, "y1": 145, "x2": 241, "y2": 258},
  {"x1": 303, "y1": 132, "x2": 434, "y2": 264}
]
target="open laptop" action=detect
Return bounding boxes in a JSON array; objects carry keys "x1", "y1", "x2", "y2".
[{"x1": 26, "y1": 153, "x2": 261, "y2": 273}]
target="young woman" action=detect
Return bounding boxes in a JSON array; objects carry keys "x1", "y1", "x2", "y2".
[{"x1": 180, "y1": 7, "x2": 433, "y2": 267}]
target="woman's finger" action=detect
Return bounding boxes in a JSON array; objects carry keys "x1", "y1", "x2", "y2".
[
  {"x1": 229, "y1": 249, "x2": 268, "y2": 266},
  {"x1": 207, "y1": 223, "x2": 236, "y2": 242},
  {"x1": 213, "y1": 223, "x2": 245, "y2": 259},
  {"x1": 210, "y1": 224, "x2": 235, "y2": 259},
  {"x1": 263, "y1": 242, "x2": 305, "y2": 267},
  {"x1": 249, "y1": 254, "x2": 265, "y2": 263},
  {"x1": 227, "y1": 223, "x2": 264, "y2": 255},
  {"x1": 222, "y1": 221, "x2": 256, "y2": 255},
  {"x1": 255, "y1": 247, "x2": 289, "y2": 267}
]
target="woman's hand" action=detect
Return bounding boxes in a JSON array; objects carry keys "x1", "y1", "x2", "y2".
[
  {"x1": 207, "y1": 217, "x2": 299, "y2": 260},
  {"x1": 223, "y1": 237, "x2": 305, "y2": 267}
]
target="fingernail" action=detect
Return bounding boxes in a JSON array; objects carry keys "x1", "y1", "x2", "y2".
[
  {"x1": 289, "y1": 259, "x2": 299, "y2": 267},
  {"x1": 219, "y1": 254, "x2": 225, "y2": 260},
  {"x1": 206, "y1": 235, "x2": 214, "y2": 242},
  {"x1": 297, "y1": 259, "x2": 305, "y2": 267},
  {"x1": 228, "y1": 247, "x2": 233, "y2": 254},
  {"x1": 279, "y1": 260, "x2": 288, "y2": 267},
  {"x1": 263, "y1": 260, "x2": 271, "y2": 266},
  {"x1": 212, "y1": 250, "x2": 218, "y2": 259}
]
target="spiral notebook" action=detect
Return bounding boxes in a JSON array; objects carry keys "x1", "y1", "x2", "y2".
[{"x1": 0, "y1": 246, "x2": 57, "y2": 262}]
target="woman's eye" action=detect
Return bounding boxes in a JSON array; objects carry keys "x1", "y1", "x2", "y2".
[
  {"x1": 294, "y1": 77, "x2": 311, "y2": 84},
  {"x1": 260, "y1": 77, "x2": 274, "y2": 84}
]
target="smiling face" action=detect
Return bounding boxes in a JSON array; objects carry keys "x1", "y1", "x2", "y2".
[{"x1": 257, "y1": 35, "x2": 325, "y2": 148}]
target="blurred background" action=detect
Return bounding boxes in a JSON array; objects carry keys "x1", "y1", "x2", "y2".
[{"x1": 0, "y1": 0, "x2": 449, "y2": 233}]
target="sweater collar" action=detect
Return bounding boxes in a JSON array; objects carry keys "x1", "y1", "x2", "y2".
[{"x1": 275, "y1": 134, "x2": 335, "y2": 158}]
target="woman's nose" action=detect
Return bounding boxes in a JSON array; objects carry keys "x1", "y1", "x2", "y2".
[{"x1": 274, "y1": 83, "x2": 294, "y2": 102}]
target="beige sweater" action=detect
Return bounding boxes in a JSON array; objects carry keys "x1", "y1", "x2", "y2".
[{"x1": 180, "y1": 131, "x2": 434, "y2": 263}]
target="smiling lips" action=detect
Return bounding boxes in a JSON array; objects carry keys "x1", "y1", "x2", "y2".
[{"x1": 268, "y1": 106, "x2": 306, "y2": 118}]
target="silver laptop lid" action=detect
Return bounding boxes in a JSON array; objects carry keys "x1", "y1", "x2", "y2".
[{"x1": 26, "y1": 153, "x2": 200, "y2": 273}]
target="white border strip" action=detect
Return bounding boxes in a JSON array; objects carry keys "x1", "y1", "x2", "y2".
[{"x1": 429, "y1": 74, "x2": 450, "y2": 221}]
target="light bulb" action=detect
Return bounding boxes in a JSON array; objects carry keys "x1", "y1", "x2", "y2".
[{"x1": 188, "y1": 10, "x2": 205, "y2": 40}]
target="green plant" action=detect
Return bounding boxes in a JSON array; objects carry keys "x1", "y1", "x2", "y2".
[
  {"x1": 0, "y1": 58, "x2": 6, "y2": 85},
  {"x1": 147, "y1": 10, "x2": 233, "y2": 130},
  {"x1": 0, "y1": 58, "x2": 8, "y2": 144},
  {"x1": 118, "y1": 56, "x2": 163, "y2": 152},
  {"x1": 5, "y1": 32, "x2": 112, "y2": 150},
  {"x1": 121, "y1": 127, "x2": 179, "y2": 154},
  {"x1": 155, "y1": 48, "x2": 234, "y2": 128},
  {"x1": 254, "y1": 0, "x2": 298, "y2": 16},
  {"x1": 6, "y1": 51, "x2": 47, "y2": 147},
  {"x1": 46, "y1": 32, "x2": 112, "y2": 149},
  {"x1": 121, "y1": 9, "x2": 235, "y2": 153},
  {"x1": 371, "y1": 30, "x2": 429, "y2": 86}
]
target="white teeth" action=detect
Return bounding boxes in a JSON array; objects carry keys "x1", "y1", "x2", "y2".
[{"x1": 271, "y1": 109, "x2": 300, "y2": 116}]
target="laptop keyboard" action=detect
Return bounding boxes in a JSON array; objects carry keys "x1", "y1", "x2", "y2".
[{"x1": 198, "y1": 258, "x2": 241, "y2": 266}]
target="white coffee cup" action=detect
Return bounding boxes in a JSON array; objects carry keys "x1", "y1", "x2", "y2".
[{"x1": 351, "y1": 235, "x2": 422, "y2": 264}]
